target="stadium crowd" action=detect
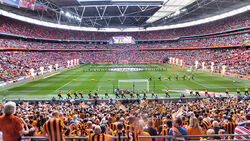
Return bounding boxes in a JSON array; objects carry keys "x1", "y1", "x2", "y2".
[
  {"x1": 0, "y1": 98, "x2": 249, "y2": 141},
  {"x1": 0, "y1": 47, "x2": 249, "y2": 81},
  {"x1": 0, "y1": 52, "x2": 74, "y2": 81},
  {"x1": 0, "y1": 33, "x2": 249, "y2": 50},
  {"x1": 0, "y1": 11, "x2": 249, "y2": 40}
]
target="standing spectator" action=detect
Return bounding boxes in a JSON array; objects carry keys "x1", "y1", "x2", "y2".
[
  {"x1": 206, "y1": 129, "x2": 215, "y2": 140},
  {"x1": 137, "y1": 120, "x2": 152, "y2": 141},
  {"x1": 0, "y1": 101, "x2": 23, "y2": 141},
  {"x1": 212, "y1": 121, "x2": 221, "y2": 139},
  {"x1": 42, "y1": 111, "x2": 66, "y2": 141},
  {"x1": 186, "y1": 116, "x2": 202, "y2": 140},
  {"x1": 218, "y1": 129, "x2": 226, "y2": 140},
  {"x1": 234, "y1": 120, "x2": 250, "y2": 140},
  {"x1": 224, "y1": 116, "x2": 236, "y2": 134},
  {"x1": 238, "y1": 114, "x2": 250, "y2": 126},
  {"x1": 168, "y1": 117, "x2": 187, "y2": 141},
  {"x1": 88, "y1": 125, "x2": 112, "y2": 141},
  {"x1": 144, "y1": 121, "x2": 157, "y2": 141}
]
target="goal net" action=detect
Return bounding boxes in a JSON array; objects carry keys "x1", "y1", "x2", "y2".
[{"x1": 118, "y1": 79, "x2": 149, "y2": 92}]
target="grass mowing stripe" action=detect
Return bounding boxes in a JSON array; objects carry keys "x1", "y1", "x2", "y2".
[{"x1": 0, "y1": 64, "x2": 249, "y2": 100}]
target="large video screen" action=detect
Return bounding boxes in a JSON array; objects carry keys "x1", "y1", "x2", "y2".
[{"x1": 109, "y1": 36, "x2": 135, "y2": 44}]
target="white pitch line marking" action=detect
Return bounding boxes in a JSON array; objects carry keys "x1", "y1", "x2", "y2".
[{"x1": 56, "y1": 81, "x2": 72, "y2": 91}]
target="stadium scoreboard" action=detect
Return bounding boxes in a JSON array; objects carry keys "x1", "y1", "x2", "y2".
[{"x1": 109, "y1": 36, "x2": 135, "y2": 44}]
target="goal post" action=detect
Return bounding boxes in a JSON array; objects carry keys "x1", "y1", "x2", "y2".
[{"x1": 118, "y1": 79, "x2": 149, "y2": 92}]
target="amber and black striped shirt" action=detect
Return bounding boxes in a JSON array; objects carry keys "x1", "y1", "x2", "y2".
[
  {"x1": 88, "y1": 133, "x2": 111, "y2": 141},
  {"x1": 111, "y1": 123, "x2": 118, "y2": 131},
  {"x1": 125, "y1": 125, "x2": 138, "y2": 141},
  {"x1": 42, "y1": 118, "x2": 65, "y2": 141},
  {"x1": 160, "y1": 128, "x2": 170, "y2": 141},
  {"x1": 201, "y1": 120, "x2": 211, "y2": 131},
  {"x1": 224, "y1": 122, "x2": 236, "y2": 134},
  {"x1": 114, "y1": 130, "x2": 127, "y2": 141}
]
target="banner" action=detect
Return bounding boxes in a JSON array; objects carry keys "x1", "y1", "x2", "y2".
[
  {"x1": 19, "y1": 0, "x2": 36, "y2": 10},
  {"x1": 34, "y1": 1, "x2": 47, "y2": 10},
  {"x1": 1, "y1": 0, "x2": 19, "y2": 7}
]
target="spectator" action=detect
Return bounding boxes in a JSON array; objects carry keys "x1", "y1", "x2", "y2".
[
  {"x1": 212, "y1": 121, "x2": 221, "y2": 140},
  {"x1": 0, "y1": 101, "x2": 23, "y2": 141},
  {"x1": 186, "y1": 116, "x2": 202, "y2": 140},
  {"x1": 218, "y1": 129, "x2": 226, "y2": 140},
  {"x1": 206, "y1": 129, "x2": 215, "y2": 140},
  {"x1": 42, "y1": 111, "x2": 66, "y2": 141},
  {"x1": 224, "y1": 116, "x2": 236, "y2": 134},
  {"x1": 168, "y1": 117, "x2": 187, "y2": 141},
  {"x1": 89, "y1": 125, "x2": 112, "y2": 141},
  {"x1": 234, "y1": 120, "x2": 250, "y2": 140},
  {"x1": 144, "y1": 121, "x2": 157, "y2": 141}
]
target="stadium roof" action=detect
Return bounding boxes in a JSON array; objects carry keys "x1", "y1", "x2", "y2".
[{"x1": 0, "y1": 0, "x2": 249, "y2": 32}]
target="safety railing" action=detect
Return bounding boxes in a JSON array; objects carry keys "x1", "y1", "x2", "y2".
[{"x1": 21, "y1": 134, "x2": 250, "y2": 141}]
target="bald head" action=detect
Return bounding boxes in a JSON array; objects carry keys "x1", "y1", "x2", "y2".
[
  {"x1": 212, "y1": 121, "x2": 219, "y2": 127},
  {"x1": 87, "y1": 121, "x2": 93, "y2": 128}
]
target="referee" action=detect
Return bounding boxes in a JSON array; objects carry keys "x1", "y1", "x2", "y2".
[{"x1": 42, "y1": 111, "x2": 66, "y2": 141}]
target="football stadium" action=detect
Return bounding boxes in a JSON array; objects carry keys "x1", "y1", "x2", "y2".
[{"x1": 0, "y1": 0, "x2": 250, "y2": 140}]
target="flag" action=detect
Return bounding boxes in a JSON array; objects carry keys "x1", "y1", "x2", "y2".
[
  {"x1": 2, "y1": 0, "x2": 19, "y2": 7},
  {"x1": 19, "y1": 0, "x2": 36, "y2": 10},
  {"x1": 34, "y1": 1, "x2": 47, "y2": 10}
]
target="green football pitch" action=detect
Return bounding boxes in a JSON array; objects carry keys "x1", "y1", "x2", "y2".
[{"x1": 0, "y1": 64, "x2": 249, "y2": 100}]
